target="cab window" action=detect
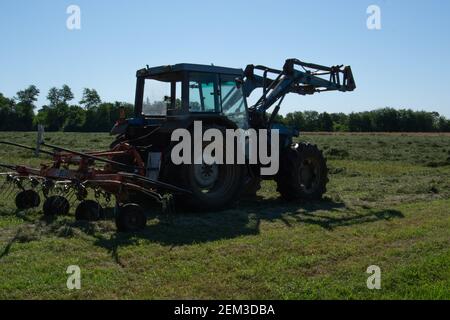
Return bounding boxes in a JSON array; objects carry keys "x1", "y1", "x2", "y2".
[{"x1": 189, "y1": 73, "x2": 219, "y2": 112}]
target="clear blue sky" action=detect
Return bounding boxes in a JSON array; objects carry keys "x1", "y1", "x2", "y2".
[{"x1": 1, "y1": 0, "x2": 449, "y2": 116}]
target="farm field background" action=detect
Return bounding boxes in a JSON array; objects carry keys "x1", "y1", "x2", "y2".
[{"x1": 0, "y1": 132, "x2": 449, "y2": 299}]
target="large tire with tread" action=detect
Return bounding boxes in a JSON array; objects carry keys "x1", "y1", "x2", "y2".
[
  {"x1": 276, "y1": 143, "x2": 328, "y2": 201},
  {"x1": 164, "y1": 125, "x2": 245, "y2": 212},
  {"x1": 176, "y1": 162, "x2": 244, "y2": 211}
]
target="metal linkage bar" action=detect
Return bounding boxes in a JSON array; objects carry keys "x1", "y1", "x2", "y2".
[
  {"x1": 0, "y1": 141, "x2": 54, "y2": 156},
  {"x1": 41, "y1": 142, "x2": 140, "y2": 172},
  {"x1": 243, "y1": 58, "x2": 356, "y2": 116}
]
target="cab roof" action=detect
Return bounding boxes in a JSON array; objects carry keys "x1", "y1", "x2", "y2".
[{"x1": 136, "y1": 63, "x2": 244, "y2": 78}]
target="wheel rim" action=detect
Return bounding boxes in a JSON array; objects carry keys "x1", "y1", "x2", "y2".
[
  {"x1": 124, "y1": 211, "x2": 140, "y2": 229},
  {"x1": 190, "y1": 162, "x2": 238, "y2": 196},
  {"x1": 193, "y1": 163, "x2": 219, "y2": 189},
  {"x1": 299, "y1": 158, "x2": 320, "y2": 193}
]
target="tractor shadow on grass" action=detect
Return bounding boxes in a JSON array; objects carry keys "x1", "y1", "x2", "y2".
[
  {"x1": 0, "y1": 197, "x2": 403, "y2": 265},
  {"x1": 88, "y1": 196, "x2": 404, "y2": 262},
  {"x1": 0, "y1": 195, "x2": 404, "y2": 264}
]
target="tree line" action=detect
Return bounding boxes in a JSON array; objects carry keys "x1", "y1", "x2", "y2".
[
  {"x1": 277, "y1": 108, "x2": 450, "y2": 132},
  {"x1": 0, "y1": 85, "x2": 133, "y2": 132},
  {"x1": 1, "y1": 85, "x2": 449, "y2": 132}
]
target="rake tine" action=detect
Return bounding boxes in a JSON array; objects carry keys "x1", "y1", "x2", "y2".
[
  {"x1": 67, "y1": 190, "x2": 77, "y2": 203},
  {"x1": 0, "y1": 178, "x2": 10, "y2": 191},
  {"x1": 5, "y1": 185, "x2": 16, "y2": 198}
]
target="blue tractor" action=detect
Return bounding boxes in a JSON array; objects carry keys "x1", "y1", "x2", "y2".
[{"x1": 111, "y1": 58, "x2": 356, "y2": 211}]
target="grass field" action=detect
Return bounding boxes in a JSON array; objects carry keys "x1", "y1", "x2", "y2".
[{"x1": 0, "y1": 132, "x2": 449, "y2": 299}]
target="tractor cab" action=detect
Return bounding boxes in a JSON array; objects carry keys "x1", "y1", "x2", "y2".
[{"x1": 134, "y1": 64, "x2": 249, "y2": 128}]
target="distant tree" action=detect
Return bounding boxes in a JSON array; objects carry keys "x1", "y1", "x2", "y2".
[
  {"x1": 372, "y1": 108, "x2": 400, "y2": 132},
  {"x1": 79, "y1": 88, "x2": 101, "y2": 109},
  {"x1": 15, "y1": 85, "x2": 39, "y2": 107},
  {"x1": 303, "y1": 111, "x2": 320, "y2": 131},
  {"x1": 437, "y1": 116, "x2": 450, "y2": 132},
  {"x1": 60, "y1": 84, "x2": 74, "y2": 104},
  {"x1": 36, "y1": 103, "x2": 70, "y2": 131},
  {"x1": 351, "y1": 111, "x2": 374, "y2": 132},
  {"x1": 330, "y1": 112, "x2": 349, "y2": 131},
  {"x1": 47, "y1": 87, "x2": 61, "y2": 107},
  {"x1": 11, "y1": 85, "x2": 40, "y2": 131},
  {"x1": 64, "y1": 105, "x2": 86, "y2": 132},
  {"x1": 318, "y1": 112, "x2": 334, "y2": 131},
  {"x1": 285, "y1": 111, "x2": 306, "y2": 130},
  {"x1": 13, "y1": 103, "x2": 35, "y2": 131},
  {"x1": 0, "y1": 93, "x2": 15, "y2": 131},
  {"x1": 81, "y1": 101, "x2": 133, "y2": 132},
  {"x1": 47, "y1": 85, "x2": 74, "y2": 107}
]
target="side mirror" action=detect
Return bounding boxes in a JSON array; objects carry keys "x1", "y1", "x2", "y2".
[{"x1": 235, "y1": 78, "x2": 244, "y2": 89}]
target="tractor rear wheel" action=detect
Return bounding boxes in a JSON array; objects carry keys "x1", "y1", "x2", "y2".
[
  {"x1": 175, "y1": 161, "x2": 244, "y2": 212},
  {"x1": 166, "y1": 125, "x2": 245, "y2": 212},
  {"x1": 276, "y1": 143, "x2": 328, "y2": 201}
]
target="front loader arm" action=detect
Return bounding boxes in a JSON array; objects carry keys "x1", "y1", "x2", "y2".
[{"x1": 242, "y1": 58, "x2": 356, "y2": 117}]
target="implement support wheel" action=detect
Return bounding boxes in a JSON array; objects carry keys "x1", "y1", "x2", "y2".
[
  {"x1": 75, "y1": 200, "x2": 104, "y2": 221},
  {"x1": 115, "y1": 203, "x2": 147, "y2": 232},
  {"x1": 15, "y1": 190, "x2": 41, "y2": 210},
  {"x1": 43, "y1": 195, "x2": 70, "y2": 216}
]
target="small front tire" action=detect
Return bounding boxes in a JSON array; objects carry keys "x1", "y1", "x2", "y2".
[{"x1": 276, "y1": 143, "x2": 328, "y2": 201}]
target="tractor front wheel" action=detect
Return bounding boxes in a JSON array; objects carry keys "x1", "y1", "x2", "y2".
[{"x1": 276, "y1": 143, "x2": 328, "y2": 201}]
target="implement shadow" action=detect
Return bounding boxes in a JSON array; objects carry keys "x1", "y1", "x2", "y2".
[
  {"x1": 88, "y1": 196, "x2": 404, "y2": 263},
  {"x1": 0, "y1": 196, "x2": 405, "y2": 265}
]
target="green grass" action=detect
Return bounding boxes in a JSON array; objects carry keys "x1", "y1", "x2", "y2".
[{"x1": 0, "y1": 132, "x2": 449, "y2": 299}]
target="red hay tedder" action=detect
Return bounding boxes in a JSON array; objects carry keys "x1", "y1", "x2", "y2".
[{"x1": 0, "y1": 127, "x2": 189, "y2": 232}]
